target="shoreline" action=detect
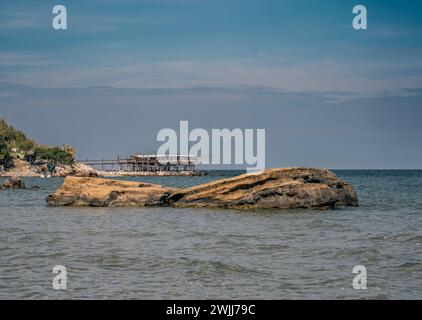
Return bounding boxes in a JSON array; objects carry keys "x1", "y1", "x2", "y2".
[
  {"x1": 0, "y1": 161, "x2": 205, "y2": 178},
  {"x1": 0, "y1": 171, "x2": 205, "y2": 178},
  {"x1": 96, "y1": 170, "x2": 205, "y2": 177}
]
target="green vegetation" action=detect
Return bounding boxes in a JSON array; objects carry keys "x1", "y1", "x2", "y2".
[
  {"x1": 0, "y1": 118, "x2": 75, "y2": 167},
  {"x1": 33, "y1": 145, "x2": 75, "y2": 165}
]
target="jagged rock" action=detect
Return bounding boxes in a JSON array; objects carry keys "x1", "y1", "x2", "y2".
[
  {"x1": 2, "y1": 177, "x2": 26, "y2": 190},
  {"x1": 46, "y1": 176, "x2": 180, "y2": 207},
  {"x1": 46, "y1": 168, "x2": 358, "y2": 210},
  {"x1": 54, "y1": 163, "x2": 99, "y2": 177},
  {"x1": 168, "y1": 168, "x2": 358, "y2": 210}
]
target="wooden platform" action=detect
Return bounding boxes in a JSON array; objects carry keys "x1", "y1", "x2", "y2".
[{"x1": 79, "y1": 154, "x2": 199, "y2": 172}]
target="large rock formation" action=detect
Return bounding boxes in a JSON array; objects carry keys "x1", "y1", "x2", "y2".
[
  {"x1": 46, "y1": 168, "x2": 358, "y2": 210},
  {"x1": 168, "y1": 168, "x2": 358, "y2": 209},
  {"x1": 46, "y1": 176, "x2": 180, "y2": 207}
]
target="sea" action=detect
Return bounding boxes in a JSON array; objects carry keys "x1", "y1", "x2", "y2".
[{"x1": 0, "y1": 170, "x2": 421, "y2": 299}]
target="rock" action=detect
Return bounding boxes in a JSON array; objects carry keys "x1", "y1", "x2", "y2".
[
  {"x1": 168, "y1": 168, "x2": 358, "y2": 210},
  {"x1": 54, "y1": 163, "x2": 100, "y2": 177},
  {"x1": 31, "y1": 186, "x2": 41, "y2": 190},
  {"x1": 46, "y1": 168, "x2": 358, "y2": 210},
  {"x1": 2, "y1": 177, "x2": 26, "y2": 190},
  {"x1": 46, "y1": 176, "x2": 180, "y2": 207},
  {"x1": 96, "y1": 170, "x2": 204, "y2": 177}
]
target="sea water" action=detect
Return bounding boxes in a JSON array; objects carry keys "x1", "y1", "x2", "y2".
[{"x1": 0, "y1": 170, "x2": 421, "y2": 299}]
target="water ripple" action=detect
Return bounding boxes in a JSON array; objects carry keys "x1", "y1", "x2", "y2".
[{"x1": 0, "y1": 171, "x2": 421, "y2": 299}]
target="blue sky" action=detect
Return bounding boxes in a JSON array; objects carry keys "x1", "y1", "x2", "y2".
[{"x1": 1, "y1": 0, "x2": 422, "y2": 168}]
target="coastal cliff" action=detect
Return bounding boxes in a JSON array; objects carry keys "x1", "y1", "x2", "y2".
[{"x1": 46, "y1": 168, "x2": 358, "y2": 210}]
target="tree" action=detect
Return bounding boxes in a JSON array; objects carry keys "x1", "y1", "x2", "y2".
[
  {"x1": 34, "y1": 146, "x2": 75, "y2": 165},
  {"x1": 0, "y1": 118, "x2": 75, "y2": 167}
]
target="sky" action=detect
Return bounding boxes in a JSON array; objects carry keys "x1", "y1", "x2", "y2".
[{"x1": 0, "y1": 0, "x2": 421, "y2": 169}]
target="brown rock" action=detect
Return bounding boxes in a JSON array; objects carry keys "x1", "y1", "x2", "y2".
[
  {"x1": 46, "y1": 168, "x2": 358, "y2": 210},
  {"x1": 168, "y1": 168, "x2": 358, "y2": 210},
  {"x1": 2, "y1": 177, "x2": 26, "y2": 190},
  {"x1": 46, "y1": 176, "x2": 180, "y2": 207}
]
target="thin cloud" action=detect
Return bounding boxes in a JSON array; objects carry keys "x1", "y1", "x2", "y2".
[
  {"x1": 0, "y1": 53, "x2": 55, "y2": 67},
  {"x1": 0, "y1": 7, "x2": 46, "y2": 30},
  {"x1": 2, "y1": 55, "x2": 422, "y2": 96}
]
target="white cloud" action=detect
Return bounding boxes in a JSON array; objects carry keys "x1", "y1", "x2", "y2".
[{"x1": 2, "y1": 52, "x2": 422, "y2": 97}]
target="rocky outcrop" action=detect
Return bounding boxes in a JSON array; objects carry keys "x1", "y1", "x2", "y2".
[
  {"x1": 46, "y1": 168, "x2": 358, "y2": 210},
  {"x1": 0, "y1": 161, "x2": 100, "y2": 178},
  {"x1": 168, "y1": 168, "x2": 358, "y2": 209},
  {"x1": 46, "y1": 176, "x2": 180, "y2": 207},
  {"x1": 53, "y1": 163, "x2": 99, "y2": 177},
  {"x1": 2, "y1": 177, "x2": 26, "y2": 190},
  {"x1": 97, "y1": 170, "x2": 206, "y2": 177},
  {"x1": 0, "y1": 160, "x2": 206, "y2": 178}
]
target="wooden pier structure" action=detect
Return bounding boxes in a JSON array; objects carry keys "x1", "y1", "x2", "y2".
[{"x1": 79, "y1": 154, "x2": 200, "y2": 172}]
